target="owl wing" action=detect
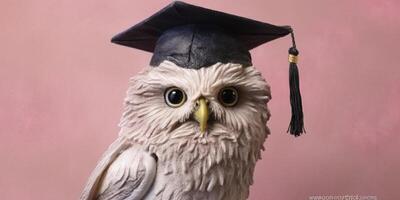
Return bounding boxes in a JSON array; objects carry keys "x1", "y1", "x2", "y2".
[{"x1": 80, "y1": 136, "x2": 157, "y2": 200}]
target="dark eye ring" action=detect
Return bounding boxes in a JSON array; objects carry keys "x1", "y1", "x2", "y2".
[
  {"x1": 218, "y1": 86, "x2": 239, "y2": 107},
  {"x1": 164, "y1": 87, "x2": 187, "y2": 107}
]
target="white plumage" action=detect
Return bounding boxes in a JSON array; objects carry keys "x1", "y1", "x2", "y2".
[{"x1": 81, "y1": 61, "x2": 271, "y2": 200}]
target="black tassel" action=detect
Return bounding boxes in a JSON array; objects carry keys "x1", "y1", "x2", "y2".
[{"x1": 287, "y1": 30, "x2": 305, "y2": 137}]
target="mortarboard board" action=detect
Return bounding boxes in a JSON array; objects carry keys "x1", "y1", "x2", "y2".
[{"x1": 111, "y1": 1, "x2": 305, "y2": 136}]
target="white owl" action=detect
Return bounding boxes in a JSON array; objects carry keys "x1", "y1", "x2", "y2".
[
  {"x1": 81, "y1": 61, "x2": 270, "y2": 200},
  {"x1": 81, "y1": 1, "x2": 304, "y2": 200}
]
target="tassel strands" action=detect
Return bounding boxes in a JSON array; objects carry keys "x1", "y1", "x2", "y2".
[{"x1": 287, "y1": 29, "x2": 305, "y2": 137}]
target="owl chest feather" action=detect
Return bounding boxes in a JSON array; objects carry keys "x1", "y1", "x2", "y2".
[{"x1": 142, "y1": 155, "x2": 254, "y2": 200}]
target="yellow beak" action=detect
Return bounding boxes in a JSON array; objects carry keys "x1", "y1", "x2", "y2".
[{"x1": 194, "y1": 98, "x2": 209, "y2": 134}]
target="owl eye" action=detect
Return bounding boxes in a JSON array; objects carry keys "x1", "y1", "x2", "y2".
[
  {"x1": 164, "y1": 87, "x2": 187, "y2": 107},
  {"x1": 218, "y1": 87, "x2": 239, "y2": 107}
]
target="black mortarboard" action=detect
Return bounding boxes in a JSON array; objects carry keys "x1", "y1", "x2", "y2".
[{"x1": 112, "y1": 1, "x2": 305, "y2": 136}]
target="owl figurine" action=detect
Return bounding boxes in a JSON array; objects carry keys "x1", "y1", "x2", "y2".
[{"x1": 81, "y1": 1, "x2": 304, "y2": 200}]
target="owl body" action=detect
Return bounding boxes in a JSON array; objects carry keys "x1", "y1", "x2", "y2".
[{"x1": 81, "y1": 61, "x2": 271, "y2": 200}]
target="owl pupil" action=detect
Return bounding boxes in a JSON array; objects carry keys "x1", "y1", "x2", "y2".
[
  {"x1": 220, "y1": 88, "x2": 237, "y2": 105},
  {"x1": 168, "y1": 90, "x2": 183, "y2": 104}
]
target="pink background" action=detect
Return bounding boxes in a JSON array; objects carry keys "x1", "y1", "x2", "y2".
[{"x1": 1, "y1": 0, "x2": 399, "y2": 199}]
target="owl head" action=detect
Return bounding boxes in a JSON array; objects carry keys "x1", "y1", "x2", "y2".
[{"x1": 118, "y1": 60, "x2": 271, "y2": 193}]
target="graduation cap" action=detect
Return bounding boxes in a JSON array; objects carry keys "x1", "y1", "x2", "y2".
[{"x1": 112, "y1": 1, "x2": 305, "y2": 136}]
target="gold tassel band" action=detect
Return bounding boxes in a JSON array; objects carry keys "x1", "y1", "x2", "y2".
[{"x1": 289, "y1": 54, "x2": 298, "y2": 63}]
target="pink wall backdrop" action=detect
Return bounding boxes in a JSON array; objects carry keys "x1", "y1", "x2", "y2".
[{"x1": 1, "y1": 0, "x2": 399, "y2": 199}]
